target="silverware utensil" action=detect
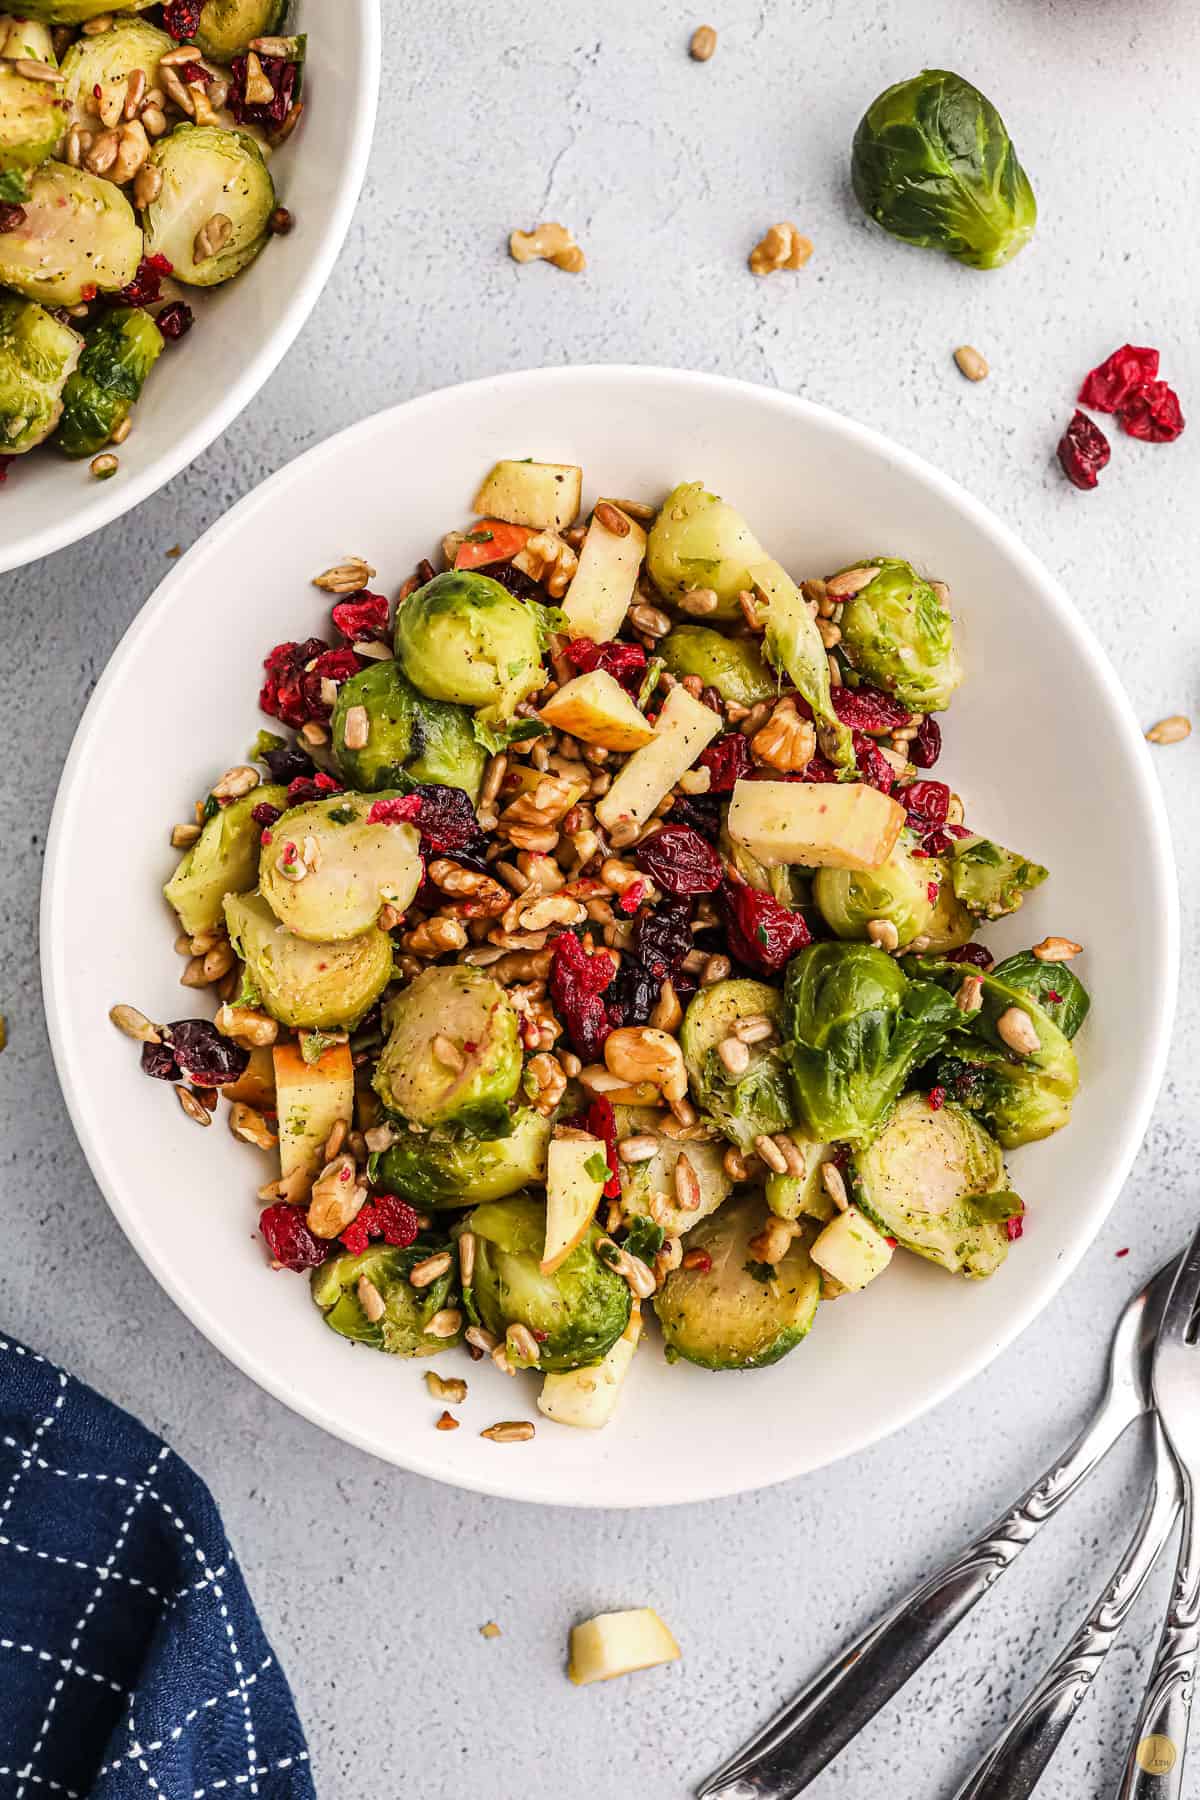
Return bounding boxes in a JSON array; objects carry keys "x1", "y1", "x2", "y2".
[
  {"x1": 1117, "y1": 1226, "x2": 1200, "y2": 1800},
  {"x1": 697, "y1": 1257, "x2": 1180, "y2": 1800}
]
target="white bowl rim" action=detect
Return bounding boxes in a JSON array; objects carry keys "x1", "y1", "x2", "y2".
[
  {"x1": 41, "y1": 365, "x2": 1181, "y2": 1506},
  {"x1": 0, "y1": 0, "x2": 382, "y2": 578}
]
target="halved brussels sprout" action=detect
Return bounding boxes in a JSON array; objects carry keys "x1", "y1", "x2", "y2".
[
  {"x1": 312, "y1": 1242, "x2": 462, "y2": 1356},
  {"x1": 660, "y1": 624, "x2": 776, "y2": 707},
  {"x1": 813, "y1": 833, "x2": 935, "y2": 948},
  {"x1": 0, "y1": 50, "x2": 69, "y2": 188},
  {"x1": 920, "y1": 859, "x2": 974, "y2": 953},
  {"x1": 0, "y1": 295, "x2": 81, "y2": 454},
  {"x1": 613, "y1": 1105, "x2": 730, "y2": 1236},
  {"x1": 951, "y1": 836, "x2": 1048, "y2": 920},
  {"x1": 195, "y1": 0, "x2": 287, "y2": 63},
  {"x1": 852, "y1": 69, "x2": 1037, "y2": 271},
  {"x1": 59, "y1": 19, "x2": 172, "y2": 130},
  {"x1": 12, "y1": 0, "x2": 156, "y2": 23},
  {"x1": 56, "y1": 305, "x2": 163, "y2": 459},
  {"x1": 785, "y1": 942, "x2": 957, "y2": 1142},
  {"x1": 370, "y1": 1107, "x2": 551, "y2": 1208},
  {"x1": 142, "y1": 124, "x2": 274, "y2": 287},
  {"x1": 393, "y1": 569, "x2": 549, "y2": 728},
  {"x1": 164, "y1": 782, "x2": 286, "y2": 935},
  {"x1": 462, "y1": 1196, "x2": 631, "y2": 1372},
  {"x1": 225, "y1": 892, "x2": 393, "y2": 1030},
  {"x1": 991, "y1": 950, "x2": 1090, "y2": 1041},
  {"x1": 258, "y1": 792, "x2": 422, "y2": 942},
  {"x1": 852, "y1": 1093, "x2": 1016, "y2": 1277},
  {"x1": 331, "y1": 657, "x2": 485, "y2": 798},
  {"x1": 374, "y1": 965, "x2": 521, "y2": 1133},
  {"x1": 0, "y1": 161, "x2": 142, "y2": 305},
  {"x1": 653, "y1": 1193, "x2": 820, "y2": 1370},
  {"x1": 764, "y1": 1129, "x2": 836, "y2": 1222},
  {"x1": 646, "y1": 481, "x2": 767, "y2": 620},
  {"x1": 834, "y1": 558, "x2": 962, "y2": 713},
  {"x1": 680, "y1": 978, "x2": 793, "y2": 1151}
]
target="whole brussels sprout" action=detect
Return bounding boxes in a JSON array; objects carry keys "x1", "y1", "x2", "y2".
[
  {"x1": 312, "y1": 1242, "x2": 462, "y2": 1356},
  {"x1": 59, "y1": 19, "x2": 172, "y2": 130},
  {"x1": 852, "y1": 1093, "x2": 1016, "y2": 1278},
  {"x1": 374, "y1": 965, "x2": 521, "y2": 1133},
  {"x1": 225, "y1": 892, "x2": 393, "y2": 1030},
  {"x1": 164, "y1": 782, "x2": 286, "y2": 935},
  {"x1": 0, "y1": 162, "x2": 142, "y2": 305},
  {"x1": 646, "y1": 481, "x2": 768, "y2": 620},
  {"x1": 258, "y1": 791, "x2": 422, "y2": 942},
  {"x1": 393, "y1": 570, "x2": 550, "y2": 735},
  {"x1": 813, "y1": 833, "x2": 935, "y2": 947},
  {"x1": 331, "y1": 657, "x2": 485, "y2": 799},
  {"x1": 0, "y1": 295, "x2": 81, "y2": 454},
  {"x1": 56, "y1": 306, "x2": 163, "y2": 459},
  {"x1": 653, "y1": 1193, "x2": 821, "y2": 1371},
  {"x1": 680, "y1": 978, "x2": 794, "y2": 1151},
  {"x1": 0, "y1": 44, "x2": 69, "y2": 190},
  {"x1": 991, "y1": 950, "x2": 1090, "y2": 1041},
  {"x1": 785, "y1": 941, "x2": 957, "y2": 1142},
  {"x1": 835, "y1": 558, "x2": 963, "y2": 712},
  {"x1": 660, "y1": 624, "x2": 776, "y2": 707},
  {"x1": 370, "y1": 1107, "x2": 551, "y2": 1207},
  {"x1": 951, "y1": 835, "x2": 1048, "y2": 920},
  {"x1": 142, "y1": 125, "x2": 273, "y2": 287},
  {"x1": 462, "y1": 1195, "x2": 631, "y2": 1371},
  {"x1": 613, "y1": 1105, "x2": 731, "y2": 1236},
  {"x1": 851, "y1": 69, "x2": 1037, "y2": 270}
]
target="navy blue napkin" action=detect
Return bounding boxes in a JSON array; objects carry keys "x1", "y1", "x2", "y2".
[{"x1": 0, "y1": 1336, "x2": 315, "y2": 1800}]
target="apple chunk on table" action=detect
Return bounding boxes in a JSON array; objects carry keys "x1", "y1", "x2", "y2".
[{"x1": 726, "y1": 778, "x2": 905, "y2": 871}]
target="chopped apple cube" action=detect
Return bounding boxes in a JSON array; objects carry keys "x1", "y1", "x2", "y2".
[
  {"x1": 561, "y1": 502, "x2": 647, "y2": 641},
  {"x1": 538, "y1": 1305, "x2": 642, "y2": 1430},
  {"x1": 472, "y1": 459, "x2": 582, "y2": 533},
  {"x1": 273, "y1": 1041, "x2": 354, "y2": 1195},
  {"x1": 542, "y1": 1134, "x2": 608, "y2": 1273},
  {"x1": 726, "y1": 778, "x2": 904, "y2": 871},
  {"x1": 595, "y1": 685, "x2": 722, "y2": 836},
  {"x1": 538, "y1": 670, "x2": 656, "y2": 752},
  {"x1": 569, "y1": 1607, "x2": 682, "y2": 1686},
  {"x1": 811, "y1": 1205, "x2": 894, "y2": 1291}
]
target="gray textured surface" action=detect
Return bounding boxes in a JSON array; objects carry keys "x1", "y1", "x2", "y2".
[{"x1": 2, "y1": 1, "x2": 1199, "y2": 1794}]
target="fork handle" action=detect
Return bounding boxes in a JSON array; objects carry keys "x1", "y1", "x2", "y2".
[
  {"x1": 697, "y1": 1400, "x2": 1138, "y2": 1800},
  {"x1": 1118, "y1": 1473, "x2": 1200, "y2": 1800},
  {"x1": 953, "y1": 1419, "x2": 1180, "y2": 1800}
]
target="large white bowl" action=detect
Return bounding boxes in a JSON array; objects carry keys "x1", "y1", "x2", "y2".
[
  {"x1": 41, "y1": 367, "x2": 1178, "y2": 1507},
  {"x1": 0, "y1": 0, "x2": 380, "y2": 576}
]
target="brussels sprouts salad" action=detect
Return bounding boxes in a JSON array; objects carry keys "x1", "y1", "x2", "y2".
[
  {"x1": 113, "y1": 460, "x2": 1091, "y2": 1437},
  {"x1": 0, "y1": 0, "x2": 302, "y2": 478}
]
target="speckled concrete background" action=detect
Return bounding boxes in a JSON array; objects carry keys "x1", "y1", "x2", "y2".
[{"x1": 2, "y1": 1, "x2": 1199, "y2": 1794}]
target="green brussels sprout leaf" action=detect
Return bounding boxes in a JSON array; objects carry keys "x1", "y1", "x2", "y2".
[
  {"x1": 331, "y1": 657, "x2": 486, "y2": 798},
  {"x1": 951, "y1": 835, "x2": 1048, "y2": 920},
  {"x1": 56, "y1": 305, "x2": 164, "y2": 460},
  {"x1": 312, "y1": 1243, "x2": 461, "y2": 1356},
  {"x1": 749, "y1": 560, "x2": 854, "y2": 772},
  {"x1": 0, "y1": 294, "x2": 81, "y2": 454},
  {"x1": 680, "y1": 978, "x2": 793, "y2": 1151},
  {"x1": 990, "y1": 950, "x2": 1090, "y2": 1041}
]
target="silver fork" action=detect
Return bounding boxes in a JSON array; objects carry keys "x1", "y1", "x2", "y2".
[
  {"x1": 1117, "y1": 1225, "x2": 1200, "y2": 1800},
  {"x1": 698, "y1": 1257, "x2": 1180, "y2": 1800}
]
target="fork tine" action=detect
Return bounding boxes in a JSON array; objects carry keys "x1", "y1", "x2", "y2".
[{"x1": 1157, "y1": 1219, "x2": 1200, "y2": 1350}]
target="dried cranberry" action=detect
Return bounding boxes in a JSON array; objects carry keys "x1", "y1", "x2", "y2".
[
  {"x1": 260, "y1": 1204, "x2": 327, "y2": 1271},
  {"x1": 261, "y1": 742, "x2": 315, "y2": 785},
  {"x1": 251, "y1": 801, "x2": 282, "y2": 827},
  {"x1": 801, "y1": 752, "x2": 838, "y2": 784},
  {"x1": 685, "y1": 1250, "x2": 713, "y2": 1273},
  {"x1": 1006, "y1": 1215, "x2": 1024, "y2": 1242},
  {"x1": 852, "y1": 732, "x2": 895, "y2": 794},
  {"x1": 260, "y1": 636, "x2": 328, "y2": 727},
  {"x1": 665, "y1": 793, "x2": 723, "y2": 841},
  {"x1": 631, "y1": 899, "x2": 693, "y2": 984},
  {"x1": 1118, "y1": 381, "x2": 1185, "y2": 443},
  {"x1": 549, "y1": 932, "x2": 615, "y2": 1061},
  {"x1": 0, "y1": 204, "x2": 26, "y2": 234},
  {"x1": 721, "y1": 881, "x2": 811, "y2": 974},
  {"x1": 120, "y1": 253, "x2": 172, "y2": 308},
  {"x1": 229, "y1": 51, "x2": 298, "y2": 129},
  {"x1": 635, "y1": 824, "x2": 723, "y2": 896},
  {"x1": 577, "y1": 1098, "x2": 621, "y2": 1198},
  {"x1": 1078, "y1": 345, "x2": 1159, "y2": 413},
  {"x1": 381, "y1": 784, "x2": 482, "y2": 854},
  {"x1": 165, "y1": 1020, "x2": 249, "y2": 1087},
  {"x1": 928, "y1": 1085, "x2": 946, "y2": 1111},
  {"x1": 331, "y1": 591, "x2": 390, "y2": 642},
  {"x1": 945, "y1": 943, "x2": 994, "y2": 969},
  {"x1": 176, "y1": 59, "x2": 209, "y2": 83},
  {"x1": 831, "y1": 685, "x2": 912, "y2": 734},
  {"x1": 156, "y1": 301, "x2": 194, "y2": 342},
  {"x1": 910, "y1": 716, "x2": 942, "y2": 769},
  {"x1": 903, "y1": 780, "x2": 950, "y2": 827},
  {"x1": 617, "y1": 878, "x2": 649, "y2": 916},
  {"x1": 481, "y1": 560, "x2": 543, "y2": 601},
  {"x1": 920, "y1": 829, "x2": 954, "y2": 857},
  {"x1": 1057, "y1": 411, "x2": 1111, "y2": 490},
  {"x1": 373, "y1": 1194, "x2": 421, "y2": 1247},
  {"x1": 698, "y1": 732, "x2": 752, "y2": 793},
  {"x1": 284, "y1": 772, "x2": 340, "y2": 807},
  {"x1": 338, "y1": 1215, "x2": 372, "y2": 1257},
  {"x1": 565, "y1": 637, "x2": 647, "y2": 694},
  {"x1": 300, "y1": 648, "x2": 360, "y2": 720},
  {"x1": 162, "y1": 0, "x2": 201, "y2": 36},
  {"x1": 141, "y1": 1040, "x2": 181, "y2": 1081},
  {"x1": 607, "y1": 955, "x2": 658, "y2": 1027},
  {"x1": 368, "y1": 794, "x2": 422, "y2": 825}
]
